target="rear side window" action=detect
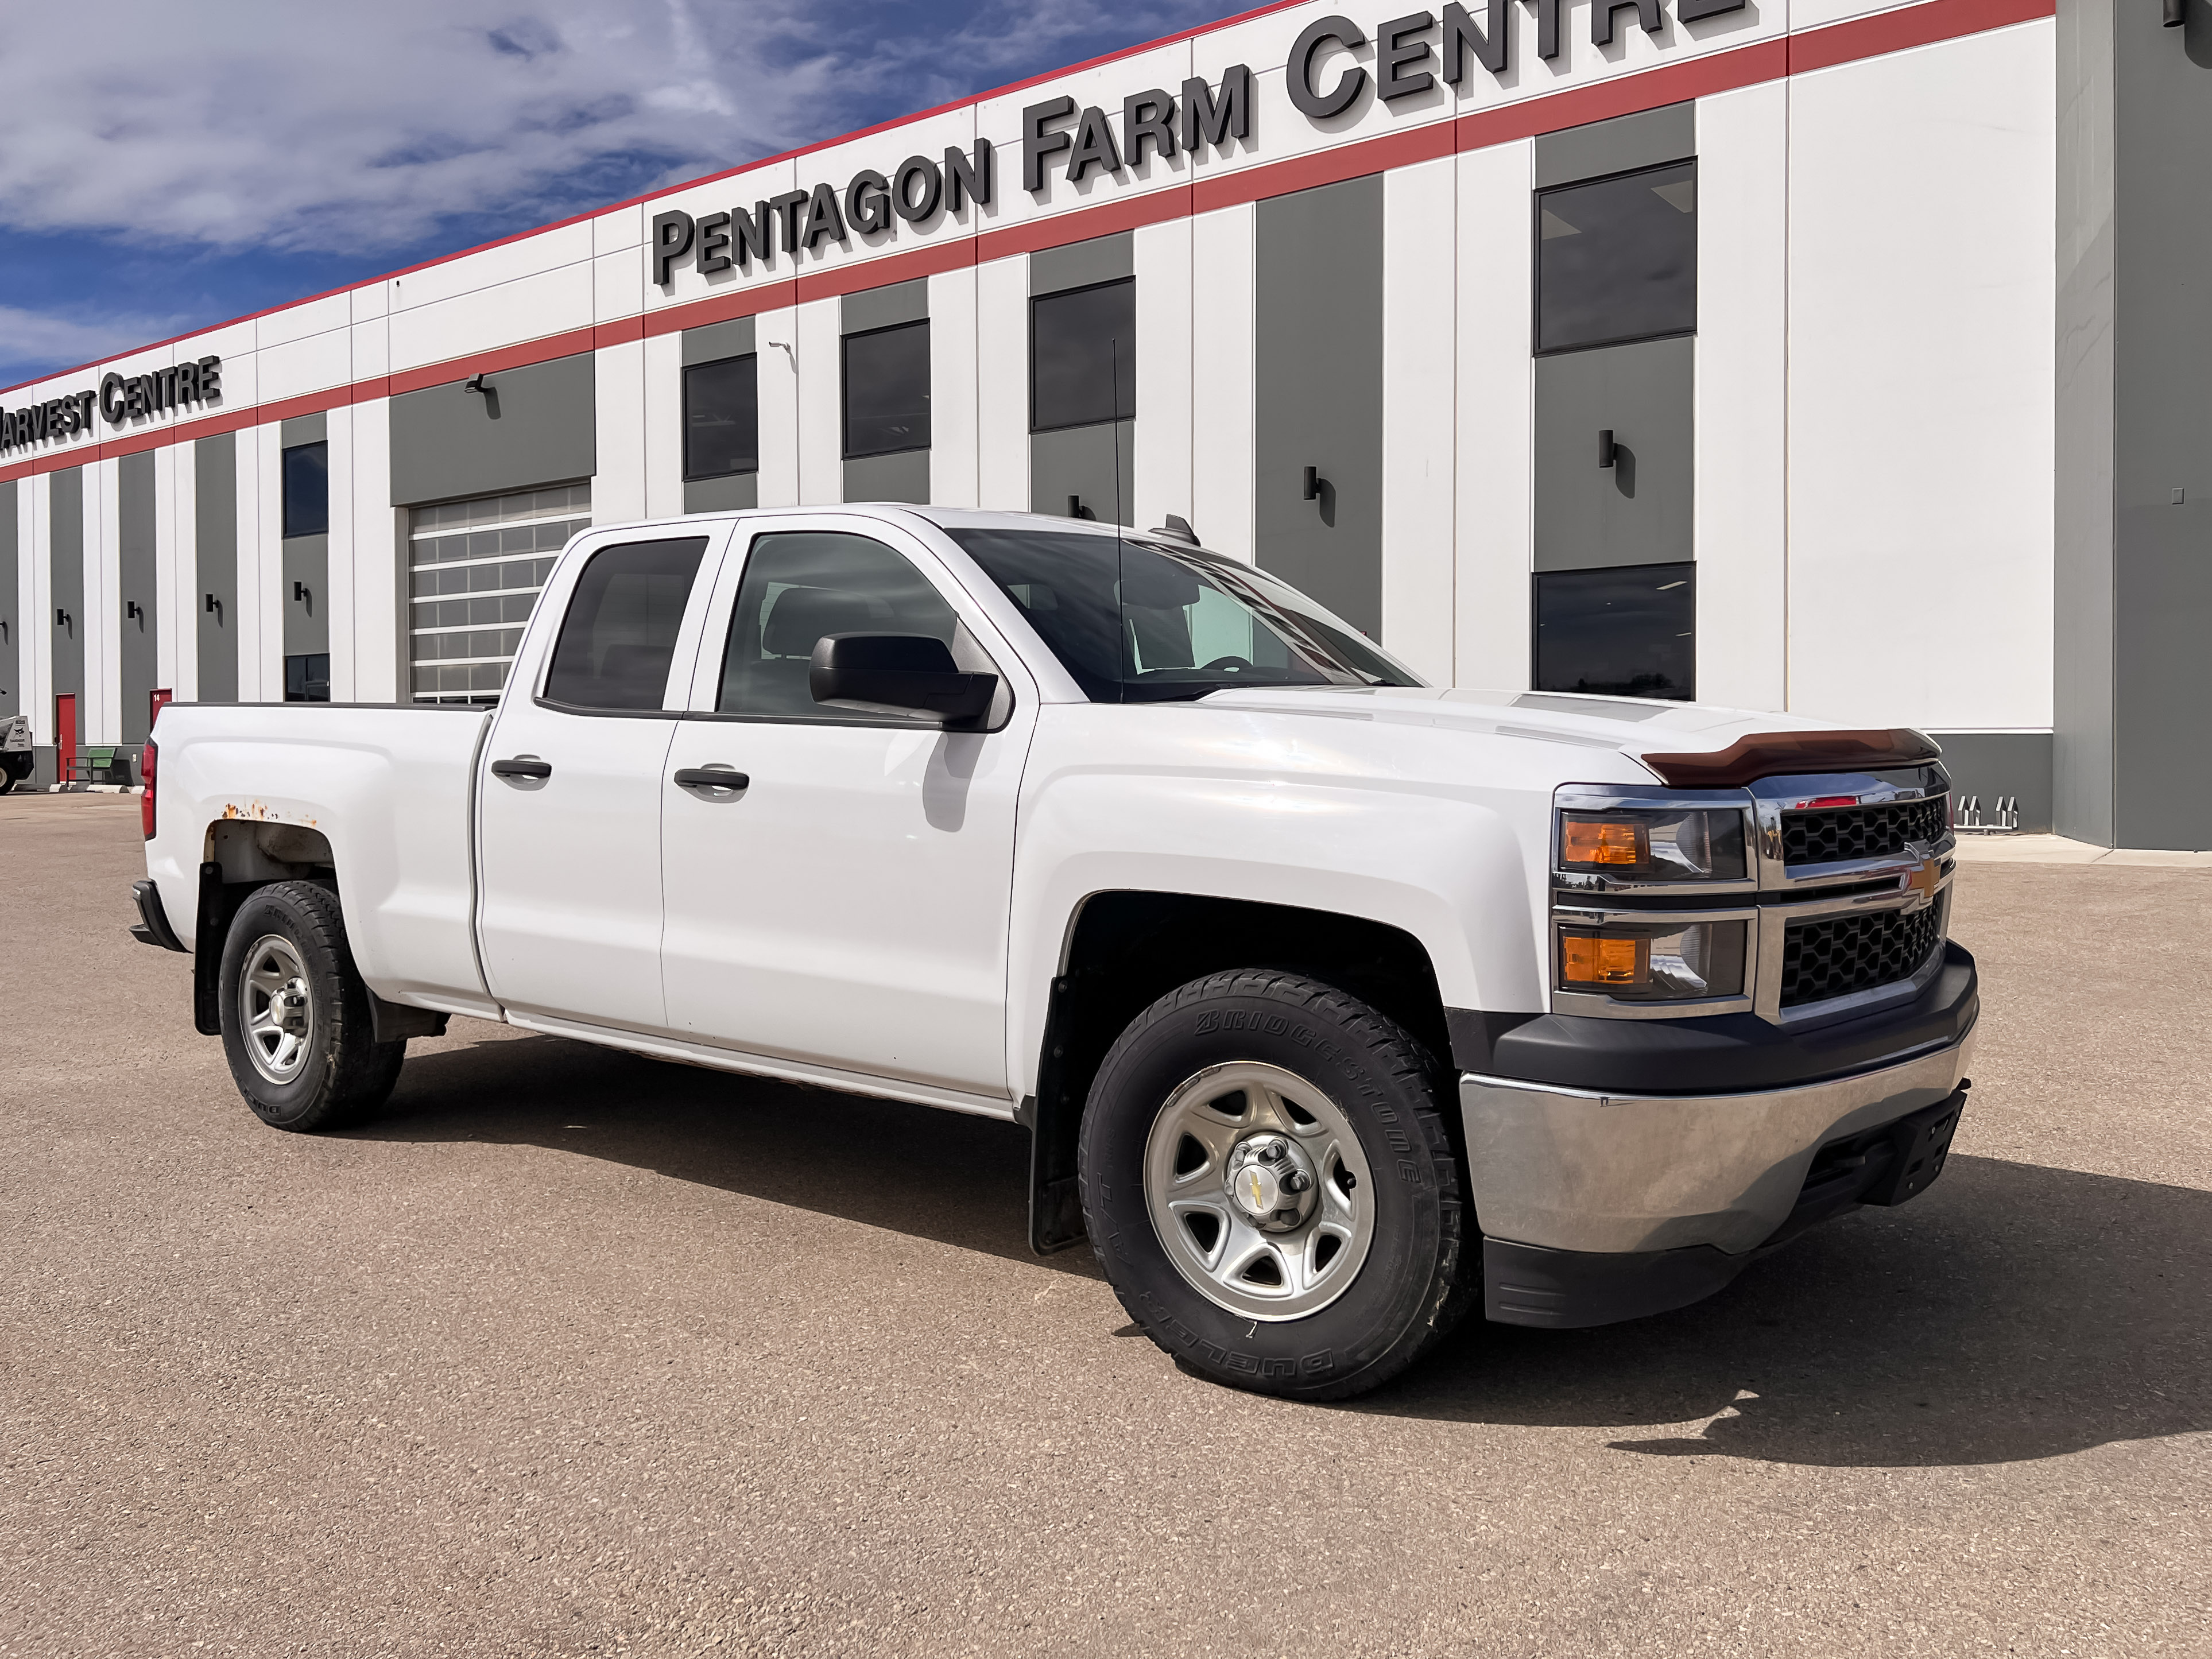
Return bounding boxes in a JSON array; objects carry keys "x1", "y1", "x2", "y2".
[
  {"x1": 718, "y1": 532, "x2": 959, "y2": 721},
  {"x1": 541, "y1": 537, "x2": 708, "y2": 711}
]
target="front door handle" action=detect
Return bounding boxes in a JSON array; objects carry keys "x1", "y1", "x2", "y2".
[
  {"x1": 491, "y1": 757, "x2": 553, "y2": 780},
  {"x1": 673, "y1": 767, "x2": 750, "y2": 792}
]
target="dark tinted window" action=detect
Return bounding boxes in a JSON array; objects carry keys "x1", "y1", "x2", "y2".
[
  {"x1": 282, "y1": 653, "x2": 330, "y2": 703},
  {"x1": 1032, "y1": 278, "x2": 1135, "y2": 432},
  {"x1": 719, "y1": 532, "x2": 959, "y2": 721},
  {"x1": 684, "y1": 355, "x2": 758, "y2": 480},
  {"x1": 948, "y1": 527, "x2": 1420, "y2": 703},
  {"x1": 281, "y1": 442, "x2": 328, "y2": 538},
  {"x1": 542, "y1": 537, "x2": 708, "y2": 711},
  {"x1": 843, "y1": 321, "x2": 931, "y2": 458},
  {"x1": 1533, "y1": 563, "x2": 1694, "y2": 701},
  {"x1": 1536, "y1": 162, "x2": 1696, "y2": 355}
]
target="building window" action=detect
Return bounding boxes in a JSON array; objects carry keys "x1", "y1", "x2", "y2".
[
  {"x1": 684, "y1": 355, "x2": 758, "y2": 480},
  {"x1": 407, "y1": 483, "x2": 591, "y2": 704},
  {"x1": 1031, "y1": 278, "x2": 1135, "y2": 432},
  {"x1": 283, "y1": 653, "x2": 330, "y2": 703},
  {"x1": 281, "y1": 441, "x2": 328, "y2": 538},
  {"x1": 1533, "y1": 563, "x2": 1694, "y2": 700},
  {"x1": 843, "y1": 320, "x2": 931, "y2": 458},
  {"x1": 542, "y1": 537, "x2": 710, "y2": 711},
  {"x1": 1536, "y1": 162, "x2": 1697, "y2": 355}
]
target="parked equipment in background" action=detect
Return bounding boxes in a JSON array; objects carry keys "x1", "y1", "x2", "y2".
[{"x1": 0, "y1": 714, "x2": 31, "y2": 793}]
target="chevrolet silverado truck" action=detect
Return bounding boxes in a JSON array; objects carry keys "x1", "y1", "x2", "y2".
[{"x1": 131, "y1": 506, "x2": 1974, "y2": 1400}]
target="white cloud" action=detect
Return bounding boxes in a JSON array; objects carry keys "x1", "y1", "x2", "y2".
[
  {"x1": 0, "y1": 304, "x2": 192, "y2": 378},
  {"x1": 0, "y1": 0, "x2": 1216, "y2": 261}
]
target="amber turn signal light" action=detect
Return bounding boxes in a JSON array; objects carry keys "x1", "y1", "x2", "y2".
[
  {"x1": 1562, "y1": 817, "x2": 1648, "y2": 866},
  {"x1": 1560, "y1": 932, "x2": 1648, "y2": 987}
]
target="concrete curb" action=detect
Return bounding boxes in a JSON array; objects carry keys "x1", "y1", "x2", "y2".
[{"x1": 1952, "y1": 833, "x2": 2212, "y2": 869}]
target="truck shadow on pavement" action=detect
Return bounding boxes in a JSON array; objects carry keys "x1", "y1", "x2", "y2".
[
  {"x1": 1373, "y1": 1153, "x2": 2212, "y2": 1469},
  {"x1": 358, "y1": 1027, "x2": 1102, "y2": 1279},
  {"x1": 365, "y1": 1031, "x2": 2209, "y2": 1469}
]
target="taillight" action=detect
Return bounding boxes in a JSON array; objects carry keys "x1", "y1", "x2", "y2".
[{"x1": 141, "y1": 739, "x2": 157, "y2": 840}]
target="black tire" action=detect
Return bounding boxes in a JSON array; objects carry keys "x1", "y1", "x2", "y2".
[
  {"x1": 218, "y1": 881, "x2": 406, "y2": 1131},
  {"x1": 1079, "y1": 970, "x2": 1470, "y2": 1401}
]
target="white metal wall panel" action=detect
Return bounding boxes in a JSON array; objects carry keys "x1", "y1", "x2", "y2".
[
  {"x1": 242, "y1": 427, "x2": 275, "y2": 703},
  {"x1": 795, "y1": 297, "x2": 843, "y2": 505},
  {"x1": 753, "y1": 307, "x2": 801, "y2": 509},
  {"x1": 929, "y1": 265, "x2": 981, "y2": 509},
  {"x1": 348, "y1": 399, "x2": 399, "y2": 703},
  {"x1": 1381, "y1": 157, "x2": 1457, "y2": 684},
  {"x1": 26, "y1": 478, "x2": 48, "y2": 744},
  {"x1": 388, "y1": 262, "x2": 594, "y2": 375},
  {"x1": 974, "y1": 257, "x2": 1029, "y2": 513},
  {"x1": 592, "y1": 340, "x2": 649, "y2": 527},
  {"x1": 160, "y1": 441, "x2": 188, "y2": 701},
  {"x1": 1134, "y1": 217, "x2": 1195, "y2": 537},
  {"x1": 1188, "y1": 204, "x2": 1256, "y2": 563},
  {"x1": 1452, "y1": 139, "x2": 1534, "y2": 693},
  {"x1": 90, "y1": 457, "x2": 118, "y2": 742},
  {"x1": 642, "y1": 330, "x2": 686, "y2": 519},
  {"x1": 324, "y1": 404, "x2": 357, "y2": 701},
  {"x1": 256, "y1": 292, "x2": 352, "y2": 352},
  {"x1": 1786, "y1": 20, "x2": 2056, "y2": 730},
  {"x1": 257, "y1": 325, "x2": 352, "y2": 405},
  {"x1": 1694, "y1": 79, "x2": 1790, "y2": 714}
]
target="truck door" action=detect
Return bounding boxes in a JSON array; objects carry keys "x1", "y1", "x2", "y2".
[
  {"x1": 475, "y1": 530, "x2": 721, "y2": 1032},
  {"x1": 658, "y1": 517, "x2": 1036, "y2": 1101}
]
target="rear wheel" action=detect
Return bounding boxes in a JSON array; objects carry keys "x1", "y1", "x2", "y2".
[
  {"x1": 0, "y1": 754, "x2": 31, "y2": 793},
  {"x1": 1079, "y1": 970, "x2": 1469, "y2": 1401},
  {"x1": 219, "y1": 881, "x2": 406, "y2": 1131}
]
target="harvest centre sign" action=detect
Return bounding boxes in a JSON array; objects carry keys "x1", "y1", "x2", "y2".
[{"x1": 1, "y1": 356, "x2": 223, "y2": 454}]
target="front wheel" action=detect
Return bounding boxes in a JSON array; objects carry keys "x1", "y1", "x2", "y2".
[
  {"x1": 218, "y1": 881, "x2": 406, "y2": 1131},
  {"x1": 1079, "y1": 970, "x2": 1469, "y2": 1401}
]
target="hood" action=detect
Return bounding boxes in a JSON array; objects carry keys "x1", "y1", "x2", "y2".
[{"x1": 1187, "y1": 687, "x2": 1845, "y2": 781}]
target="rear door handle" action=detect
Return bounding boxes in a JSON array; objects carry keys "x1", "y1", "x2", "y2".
[
  {"x1": 491, "y1": 757, "x2": 553, "y2": 780},
  {"x1": 673, "y1": 767, "x2": 749, "y2": 792}
]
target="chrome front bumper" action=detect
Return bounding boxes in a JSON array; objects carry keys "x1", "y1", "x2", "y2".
[{"x1": 1459, "y1": 1028, "x2": 1977, "y2": 1257}]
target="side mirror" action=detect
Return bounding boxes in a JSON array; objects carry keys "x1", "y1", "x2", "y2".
[{"x1": 809, "y1": 633, "x2": 997, "y2": 727}]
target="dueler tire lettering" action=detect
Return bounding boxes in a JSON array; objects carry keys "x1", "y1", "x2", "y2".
[{"x1": 1078, "y1": 968, "x2": 1472, "y2": 1401}]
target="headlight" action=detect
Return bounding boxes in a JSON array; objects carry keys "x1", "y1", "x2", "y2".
[
  {"x1": 1558, "y1": 806, "x2": 1748, "y2": 883},
  {"x1": 1557, "y1": 918, "x2": 1747, "y2": 1001}
]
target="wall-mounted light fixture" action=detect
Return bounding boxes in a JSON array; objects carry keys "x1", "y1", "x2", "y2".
[
  {"x1": 293, "y1": 582, "x2": 311, "y2": 604},
  {"x1": 55, "y1": 608, "x2": 72, "y2": 630},
  {"x1": 464, "y1": 373, "x2": 491, "y2": 394},
  {"x1": 126, "y1": 600, "x2": 142, "y2": 622},
  {"x1": 2164, "y1": 0, "x2": 2186, "y2": 26},
  {"x1": 1598, "y1": 428, "x2": 1618, "y2": 469},
  {"x1": 204, "y1": 592, "x2": 222, "y2": 618},
  {"x1": 1302, "y1": 466, "x2": 1323, "y2": 502}
]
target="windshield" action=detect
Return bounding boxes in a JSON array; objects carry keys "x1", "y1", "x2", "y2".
[{"x1": 944, "y1": 527, "x2": 1424, "y2": 703}]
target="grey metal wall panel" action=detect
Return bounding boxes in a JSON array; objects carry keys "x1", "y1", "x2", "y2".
[
  {"x1": 683, "y1": 317, "x2": 755, "y2": 366},
  {"x1": 194, "y1": 433, "x2": 238, "y2": 704},
  {"x1": 49, "y1": 468, "x2": 83, "y2": 703},
  {"x1": 118, "y1": 451, "x2": 158, "y2": 743},
  {"x1": 1535, "y1": 102, "x2": 1695, "y2": 188},
  {"x1": 1030, "y1": 232, "x2": 1133, "y2": 296},
  {"x1": 843, "y1": 279, "x2": 929, "y2": 334},
  {"x1": 388, "y1": 353, "x2": 595, "y2": 507},
  {"x1": 1534, "y1": 335, "x2": 1694, "y2": 572},
  {"x1": 2106, "y1": 2, "x2": 2212, "y2": 850},
  {"x1": 279, "y1": 412, "x2": 327, "y2": 448},
  {"x1": 281, "y1": 533, "x2": 331, "y2": 657},
  {"x1": 0, "y1": 481, "x2": 16, "y2": 719},
  {"x1": 2053, "y1": 0, "x2": 2117, "y2": 844},
  {"x1": 684, "y1": 472, "x2": 758, "y2": 513},
  {"x1": 1030, "y1": 421, "x2": 1133, "y2": 525},
  {"x1": 1254, "y1": 176, "x2": 1385, "y2": 635},
  {"x1": 843, "y1": 449, "x2": 930, "y2": 505},
  {"x1": 1927, "y1": 731, "x2": 2055, "y2": 834}
]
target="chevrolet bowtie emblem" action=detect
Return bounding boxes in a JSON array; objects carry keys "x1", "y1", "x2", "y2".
[{"x1": 1901, "y1": 858, "x2": 1940, "y2": 906}]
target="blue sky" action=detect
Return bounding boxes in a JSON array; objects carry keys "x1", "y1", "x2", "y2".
[{"x1": 0, "y1": 0, "x2": 1233, "y2": 389}]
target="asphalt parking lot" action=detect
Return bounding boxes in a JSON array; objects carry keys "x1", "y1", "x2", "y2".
[{"x1": 3, "y1": 790, "x2": 2207, "y2": 1658}]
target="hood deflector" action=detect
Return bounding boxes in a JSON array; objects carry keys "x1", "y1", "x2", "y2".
[{"x1": 1640, "y1": 728, "x2": 1943, "y2": 789}]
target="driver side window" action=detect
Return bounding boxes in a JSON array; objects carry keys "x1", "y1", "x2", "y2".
[{"x1": 717, "y1": 532, "x2": 960, "y2": 722}]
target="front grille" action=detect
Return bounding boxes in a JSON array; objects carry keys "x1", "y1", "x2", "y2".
[
  {"x1": 1781, "y1": 795, "x2": 1948, "y2": 866},
  {"x1": 1778, "y1": 904, "x2": 1944, "y2": 1008}
]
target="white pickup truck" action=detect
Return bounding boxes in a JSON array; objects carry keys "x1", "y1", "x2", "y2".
[{"x1": 133, "y1": 506, "x2": 1974, "y2": 1400}]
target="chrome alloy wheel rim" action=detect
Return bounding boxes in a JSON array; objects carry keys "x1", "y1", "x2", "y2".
[
  {"x1": 1143, "y1": 1061, "x2": 1376, "y2": 1321},
  {"x1": 239, "y1": 934, "x2": 315, "y2": 1085}
]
